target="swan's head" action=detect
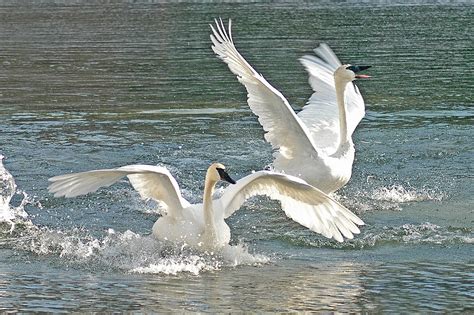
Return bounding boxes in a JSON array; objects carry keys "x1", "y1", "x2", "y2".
[
  {"x1": 334, "y1": 64, "x2": 371, "y2": 84},
  {"x1": 207, "y1": 163, "x2": 236, "y2": 185}
]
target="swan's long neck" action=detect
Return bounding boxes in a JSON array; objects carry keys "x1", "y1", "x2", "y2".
[
  {"x1": 335, "y1": 78, "x2": 350, "y2": 147},
  {"x1": 202, "y1": 175, "x2": 217, "y2": 239}
]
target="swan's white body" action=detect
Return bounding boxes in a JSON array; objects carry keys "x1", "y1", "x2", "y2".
[
  {"x1": 49, "y1": 163, "x2": 364, "y2": 250},
  {"x1": 211, "y1": 19, "x2": 368, "y2": 193}
]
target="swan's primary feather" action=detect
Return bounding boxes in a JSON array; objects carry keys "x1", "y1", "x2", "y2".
[
  {"x1": 48, "y1": 165, "x2": 190, "y2": 215},
  {"x1": 210, "y1": 18, "x2": 318, "y2": 162},
  {"x1": 48, "y1": 170, "x2": 127, "y2": 198}
]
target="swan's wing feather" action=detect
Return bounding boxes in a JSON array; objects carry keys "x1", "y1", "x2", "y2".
[
  {"x1": 118, "y1": 165, "x2": 191, "y2": 211},
  {"x1": 211, "y1": 18, "x2": 318, "y2": 162},
  {"x1": 48, "y1": 170, "x2": 127, "y2": 198},
  {"x1": 313, "y1": 43, "x2": 342, "y2": 69},
  {"x1": 48, "y1": 164, "x2": 190, "y2": 215},
  {"x1": 219, "y1": 171, "x2": 364, "y2": 242},
  {"x1": 298, "y1": 44, "x2": 365, "y2": 151}
]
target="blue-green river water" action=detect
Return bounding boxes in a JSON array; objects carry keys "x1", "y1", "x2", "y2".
[{"x1": 0, "y1": 1, "x2": 472, "y2": 312}]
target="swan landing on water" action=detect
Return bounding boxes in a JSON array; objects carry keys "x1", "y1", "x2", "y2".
[
  {"x1": 211, "y1": 19, "x2": 371, "y2": 194},
  {"x1": 49, "y1": 163, "x2": 364, "y2": 250}
]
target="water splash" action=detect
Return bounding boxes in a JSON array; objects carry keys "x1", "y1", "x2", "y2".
[
  {"x1": 0, "y1": 154, "x2": 36, "y2": 234},
  {"x1": 340, "y1": 181, "x2": 446, "y2": 213},
  {"x1": 130, "y1": 255, "x2": 213, "y2": 275},
  {"x1": 14, "y1": 225, "x2": 269, "y2": 275},
  {"x1": 372, "y1": 185, "x2": 444, "y2": 203},
  {"x1": 1, "y1": 154, "x2": 17, "y2": 222}
]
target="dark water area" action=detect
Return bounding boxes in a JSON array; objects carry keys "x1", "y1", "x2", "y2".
[{"x1": 0, "y1": 1, "x2": 473, "y2": 312}]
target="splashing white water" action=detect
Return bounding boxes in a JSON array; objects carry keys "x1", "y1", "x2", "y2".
[
  {"x1": 372, "y1": 185, "x2": 444, "y2": 203},
  {"x1": 1, "y1": 154, "x2": 17, "y2": 222},
  {"x1": 340, "y1": 182, "x2": 446, "y2": 213},
  {"x1": 131, "y1": 255, "x2": 212, "y2": 275},
  {"x1": 130, "y1": 243, "x2": 269, "y2": 275},
  {"x1": 16, "y1": 225, "x2": 270, "y2": 275},
  {"x1": 0, "y1": 154, "x2": 35, "y2": 233}
]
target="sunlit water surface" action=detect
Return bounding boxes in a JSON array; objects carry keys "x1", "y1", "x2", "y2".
[{"x1": 0, "y1": 1, "x2": 473, "y2": 313}]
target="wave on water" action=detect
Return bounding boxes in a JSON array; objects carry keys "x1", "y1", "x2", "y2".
[
  {"x1": 281, "y1": 222, "x2": 473, "y2": 249},
  {"x1": 353, "y1": 222, "x2": 473, "y2": 248}
]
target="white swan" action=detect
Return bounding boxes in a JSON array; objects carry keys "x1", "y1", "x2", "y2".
[
  {"x1": 48, "y1": 163, "x2": 364, "y2": 250},
  {"x1": 211, "y1": 19, "x2": 371, "y2": 194}
]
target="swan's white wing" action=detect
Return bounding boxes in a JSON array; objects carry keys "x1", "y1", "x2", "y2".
[
  {"x1": 211, "y1": 19, "x2": 319, "y2": 162},
  {"x1": 298, "y1": 44, "x2": 366, "y2": 152},
  {"x1": 48, "y1": 164, "x2": 190, "y2": 216},
  {"x1": 218, "y1": 171, "x2": 364, "y2": 242}
]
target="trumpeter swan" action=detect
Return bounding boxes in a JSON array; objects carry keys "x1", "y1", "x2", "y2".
[
  {"x1": 211, "y1": 19, "x2": 371, "y2": 194},
  {"x1": 48, "y1": 163, "x2": 364, "y2": 250}
]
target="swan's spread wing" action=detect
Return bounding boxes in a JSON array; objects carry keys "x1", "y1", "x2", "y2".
[
  {"x1": 211, "y1": 19, "x2": 318, "y2": 162},
  {"x1": 219, "y1": 171, "x2": 364, "y2": 242},
  {"x1": 298, "y1": 44, "x2": 365, "y2": 152},
  {"x1": 119, "y1": 165, "x2": 191, "y2": 212},
  {"x1": 48, "y1": 164, "x2": 190, "y2": 215}
]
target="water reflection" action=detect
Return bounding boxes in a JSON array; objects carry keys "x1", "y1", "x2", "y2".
[
  {"x1": 358, "y1": 262, "x2": 474, "y2": 312},
  {"x1": 1, "y1": 258, "x2": 472, "y2": 312}
]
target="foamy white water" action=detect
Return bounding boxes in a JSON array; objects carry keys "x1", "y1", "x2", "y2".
[
  {"x1": 0, "y1": 155, "x2": 32, "y2": 233},
  {"x1": 16, "y1": 226, "x2": 270, "y2": 275},
  {"x1": 372, "y1": 185, "x2": 444, "y2": 203}
]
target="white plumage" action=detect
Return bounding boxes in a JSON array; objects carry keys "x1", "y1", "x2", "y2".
[
  {"x1": 211, "y1": 19, "x2": 370, "y2": 193},
  {"x1": 49, "y1": 163, "x2": 364, "y2": 250}
]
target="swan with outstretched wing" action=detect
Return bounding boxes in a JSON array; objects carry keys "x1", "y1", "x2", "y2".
[
  {"x1": 211, "y1": 19, "x2": 370, "y2": 193},
  {"x1": 49, "y1": 163, "x2": 364, "y2": 250}
]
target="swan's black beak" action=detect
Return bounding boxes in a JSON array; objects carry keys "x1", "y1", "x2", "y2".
[
  {"x1": 347, "y1": 65, "x2": 371, "y2": 78},
  {"x1": 217, "y1": 168, "x2": 236, "y2": 184}
]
